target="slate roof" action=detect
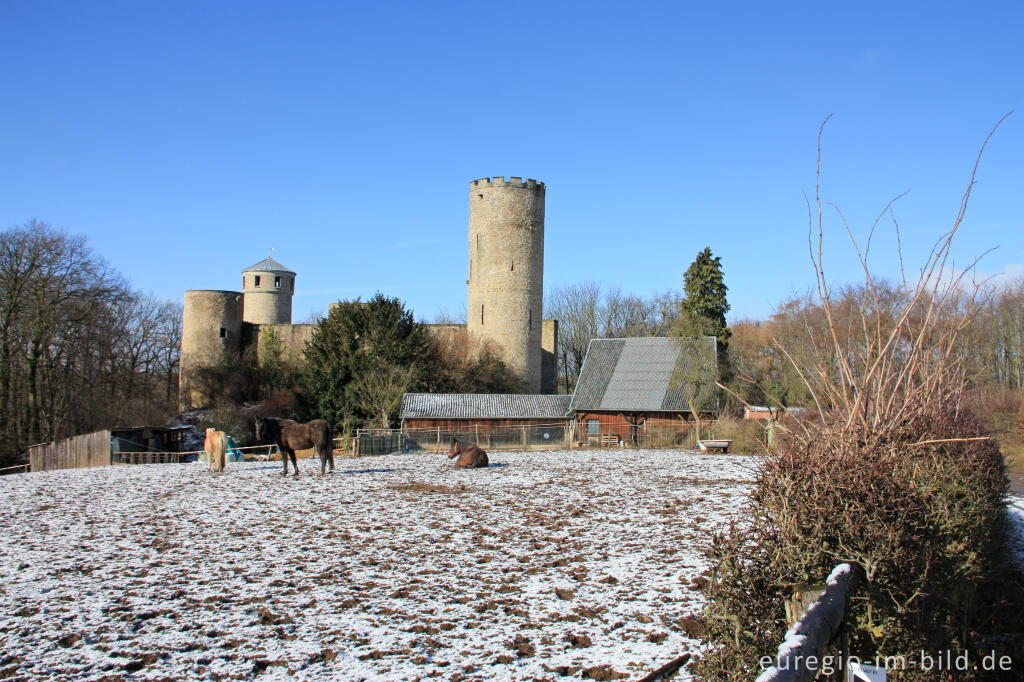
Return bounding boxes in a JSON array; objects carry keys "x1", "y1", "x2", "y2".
[
  {"x1": 242, "y1": 257, "x2": 295, "y2": 274},
  {"x1": 570, "y1": 337, "x2": 718, "y2": 413},
  {"x1": 400, "y1": 394, "x2": 573, "y2": 420}
]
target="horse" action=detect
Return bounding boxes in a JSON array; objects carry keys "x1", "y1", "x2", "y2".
[
  {"x1": 254, "y1": 416, "x2": 334, "y2": 477},
  {"x1": 448, "y1": 438, "x2": 488, "y2": 468},
  {"x1": 204, "y1": 428, "x2": 228, "y2": 473}
]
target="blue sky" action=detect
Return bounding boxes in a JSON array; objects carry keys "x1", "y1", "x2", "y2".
[{"x1": 2, "y1": 1, "x2": 1021, "y2": 323}]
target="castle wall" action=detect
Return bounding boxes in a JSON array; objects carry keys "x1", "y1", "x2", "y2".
[
  {"x1": 179, "y1": 290, "x2": 243, "y2": 410},
  {"x1": 467, "y1": 177, "x2": 545, "y2": 393},
  {"x1": 541, "y1": 319, "x2": 559, "y2": 394},
  {"x1": 256, "y1": 323, "x2": 316, "y2": 368}
]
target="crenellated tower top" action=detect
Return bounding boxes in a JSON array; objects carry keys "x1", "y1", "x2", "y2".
[{"x1": 470, "y1": 177, "x2": 545, "y2": 192}]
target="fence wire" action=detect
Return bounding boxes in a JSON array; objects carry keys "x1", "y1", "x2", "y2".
[
  {"x1": 355, "y1": 423, "x2": 573, "y2": 455},
  {"x1": 353, "y1": 422, "x2": 719, "y2": 455}
]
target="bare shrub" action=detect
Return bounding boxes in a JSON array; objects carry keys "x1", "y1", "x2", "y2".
[{"x1": 707, "y1": 415, "x2": 767, "y2": 455}]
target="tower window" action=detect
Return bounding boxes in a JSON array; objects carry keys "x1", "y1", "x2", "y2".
[
  {"x1": 290, "y1": 277, "x2": 294, "y2": 290},
  {"x1": 275, "y1": 276, "x2": 281, "y2": 288},
  {"x1": 254, "y1": 275, "x2": 260, "y2": 287},
  {"x1": 481, "y1": 304, "x2": 484, "y2": 325},
  {"x1": 511, "y1": 259, "x2": 514, "y2": 271},
  {"x1": 529, "y1": 308, "x2": 532, "y2": 330},
  {"x1": 219, "y1": 328, "x2": 227, "y2": 338}
]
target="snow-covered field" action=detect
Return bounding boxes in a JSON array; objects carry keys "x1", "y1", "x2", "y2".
[{"x1": 0, "y1": 449, "x2": 755, "y2": 681}]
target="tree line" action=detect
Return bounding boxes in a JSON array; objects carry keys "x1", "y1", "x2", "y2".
[
  {"x1": 0, "y1": 221, "x2": 181, "y2": 466},
  {"x1": 545, "y1": 249, "x2": 1024, "y2": 413}
]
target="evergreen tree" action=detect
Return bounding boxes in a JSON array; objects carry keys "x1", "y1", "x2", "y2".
[
  {"x1": 301, "y1": 293, "x2": 437, "y2": 431},
  {"x1": 674, "y1": 246, "x2": 732, "y2": 380}
]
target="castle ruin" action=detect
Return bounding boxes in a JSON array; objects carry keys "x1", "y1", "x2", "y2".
[{"x1": 179, "y1": 177, "x2": 558, "y2": 410}]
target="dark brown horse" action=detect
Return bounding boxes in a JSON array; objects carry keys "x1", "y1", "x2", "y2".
[
  {"x1": 255, "y1": 416, "x2": 334, "y2": 477},
  {"x1": 448, "y1": 438, "x2": 488, "y2": 468}
]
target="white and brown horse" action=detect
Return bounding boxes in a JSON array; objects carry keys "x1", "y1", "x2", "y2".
[
  {"x1": 255, "y1": 416, "x2": 333, "y2": 477},
  {"x1": 204, "y1": 428, "x2": 228, "y2": 473},
  {"x1": 448, "y1": 438, "x2": 488, "y2": 468}
]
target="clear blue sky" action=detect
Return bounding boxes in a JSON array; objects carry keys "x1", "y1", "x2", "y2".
[{"x1": 2, "y1": 1, "x2": 1021, "y2": 324}]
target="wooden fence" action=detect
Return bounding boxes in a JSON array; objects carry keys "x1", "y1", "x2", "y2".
[
  {"x1": 755, "y1": 563, "x2": 860, "y2": 682},
  {"x1": 29, "y1": 430, "x2": 112, "y2": 472}
]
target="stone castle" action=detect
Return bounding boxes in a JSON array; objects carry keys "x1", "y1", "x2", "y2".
[{"x1": 179, "y1": 177, "x2": 559, "y2": 410}]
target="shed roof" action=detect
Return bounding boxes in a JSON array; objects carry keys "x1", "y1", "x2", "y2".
[
  {"x1": 242, "y1": 257, "x2": 295, "y2": 274},
  {"x1": 400, "y1": 394, "x2": 573, "y2": 420},
  {"x1": 570, "y1": 337, "x2": 718, "y2": 413}
]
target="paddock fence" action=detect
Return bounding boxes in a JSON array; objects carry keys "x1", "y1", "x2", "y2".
[
  {"x1": 354, "y1": 423, "x2": 573, "y2": 456},
  {"x1": 29, "y1": 430, "x2": 112, "y2": 472},
  {"x1": 353, "y1": 421, "x2": 738, "y2": 456}
]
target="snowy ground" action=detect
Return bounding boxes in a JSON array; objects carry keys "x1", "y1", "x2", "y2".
[{"x1": 0, "y1": 449, "x2": 756, "y2": 681}]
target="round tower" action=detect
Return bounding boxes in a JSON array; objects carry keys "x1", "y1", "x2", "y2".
[
  {"x1": 467, "y1": 176, "x2": 545, "y2": 392},
  {"x1": 242, "y1": 257, "x2": 295, "y2": 324},
  {"x1": 179, "y1": 290, "x2": 243, "y2": 410}
]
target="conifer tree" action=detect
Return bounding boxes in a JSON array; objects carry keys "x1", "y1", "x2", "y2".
[
  {"x1": 674, "y1": 246, "x2": 732, "y2": 380},
  {"x1": 302, "y1": 293, "x2": 435, "y2": 431}
]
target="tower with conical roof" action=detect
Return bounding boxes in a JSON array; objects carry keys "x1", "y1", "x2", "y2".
[{"x1": 242, "y1": 257, "x2": 295, "y2": 325}]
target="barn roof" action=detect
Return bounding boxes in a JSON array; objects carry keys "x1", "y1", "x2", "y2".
[
  {"x1": 400, "y1": 394, "x2": 573, "y2": 420},
  {"x1": 570, "y1": 337, "x2": 718, "y2": 413},
  {"x1": 242, "y1": 257, "x2": 295, "y2": 274}
]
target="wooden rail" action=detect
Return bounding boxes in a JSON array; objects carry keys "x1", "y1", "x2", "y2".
[
  {"x1": 754, "y1": 564, "x2": 860, "y2": 682},
  {"x1": 113, "y1": 444, "x2": 280, "y2": 464}
]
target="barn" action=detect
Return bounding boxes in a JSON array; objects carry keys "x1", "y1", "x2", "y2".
[{"x1": 569, "y1": 337, "x2": 718, "y2": 446}]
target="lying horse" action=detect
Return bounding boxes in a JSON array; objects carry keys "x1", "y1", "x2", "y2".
[
  {"x1": 255, "y1": 416, "x2": 334, "y2": 477},
  {"x1": 448, "y1": 438, "x2": 488, "y2": 468},
  {"x1": 204, "y1": 428, "x2": 228, "y2": 473}
]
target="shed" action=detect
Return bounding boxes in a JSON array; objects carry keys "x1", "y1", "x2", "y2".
[
  {"x1": 398, "y1": 393, "x2": 574, "y2": 451},
  {"x1": 111, "y1": 426, "x2": 193, "y2": 454},
  {"x1": 570, "y1": 336, "x2": 718, "y2": 444}
]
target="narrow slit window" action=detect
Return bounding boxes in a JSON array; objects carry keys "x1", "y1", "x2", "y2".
[
  {"x1": 274, "y1": 276, "x2": 281, "y2": 288},
  {"x1": 529, "y1": 308, "x2": 532, "y2": 329},
  {"x1": 480, "y1": 304, "x2": 484, "y2": 325},
  {"x1": 511, "y1": 259, "x2": 514, "y2": 271},
  {"x1": 219, "y1": 328, "x2": 227, "y2": 338},
  {"x1": 254, "y1": 275, "x2": 261, "y2": 287}
]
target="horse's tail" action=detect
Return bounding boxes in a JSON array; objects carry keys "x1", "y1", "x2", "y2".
[{"x1": 317, "y1": 420, "x2": 332, "y2": 455}]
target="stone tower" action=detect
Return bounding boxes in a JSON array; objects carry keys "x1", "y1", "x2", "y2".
[
  {"x1": 242, "y1": 257, "x2": 295, "y2": 325},
  {"x1": 467, "y1": 177, "x2": 545, "y2": 392},
  {"x1": 179, "y1": 290, "x2": 243, "y2": 410}
]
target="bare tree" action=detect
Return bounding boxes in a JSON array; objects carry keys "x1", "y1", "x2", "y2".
[
  {"x1": 545, "y1": 282, "x2": 601, "y2": 392},
  {"x1": 351, "y1": 365, "x2": 414, "y2": 428},
  {"x1": 0, "y1": 221, "x2": 182, "y2": 464}
]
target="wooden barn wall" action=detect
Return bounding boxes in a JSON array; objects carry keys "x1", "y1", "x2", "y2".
[
  {"x1": 573, "y1": 412, "x2": 697, "y2": 441},
  {"x1": 29, "y1": 430, "x2": 112, "y2": 472}
]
